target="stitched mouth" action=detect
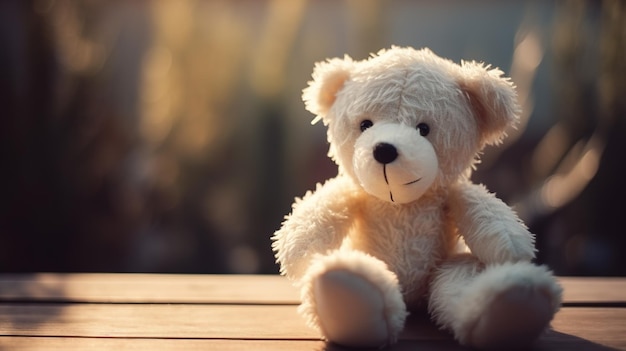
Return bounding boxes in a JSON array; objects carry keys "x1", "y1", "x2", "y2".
[
  {"x1": 382, "y1": 166, "x2": 421, "y2": 202},
  {"x1": 403, "y1": 178, "x2": 421, "y2": 185},
  {"x1": 382, "y1": 166, "x2": 395, "y2": 202},
  {"x1": 382, "y1": 165, "x2": 421, "y2": 186},
  {"x1": 383, "y1": 165, "x2": 390, "y2": 185}
]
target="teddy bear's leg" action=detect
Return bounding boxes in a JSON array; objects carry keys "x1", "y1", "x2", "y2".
[
  {"x1": 298, "y1": 250, "x2": 408, "y2": 348},
  {"x1": 428, "y1": 254, "x2": 562, "y2": 350}
]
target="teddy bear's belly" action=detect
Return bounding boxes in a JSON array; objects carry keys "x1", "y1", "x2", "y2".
[{"x1": 346, "y1": 213, "x2": 452, "y2": 306}]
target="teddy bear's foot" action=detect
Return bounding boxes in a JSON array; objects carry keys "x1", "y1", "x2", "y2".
[
  {"x1": 466, "y1": 281, "x2": 555, "y2": 350},
  {"x1": 429, "y1": 256, "x2": 562, "y2": 350},
  {"x1": 299, "y1": 250, "x2": 407, "y2": 348},
  {"x1": 314, "y1": 269, "x2": 393, "y2": 347}
]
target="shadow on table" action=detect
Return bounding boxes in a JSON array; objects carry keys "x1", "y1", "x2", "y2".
[
  {"x1": 318, "y1": 329, "x2": 621, "y2": 351},
  {"x1": 0, "y1": 274, "x2": 69, "y2": 349},
  {"x1": 321, "y1": 340, "x2": 466, "y2": 351},
  {"x1": 534, "y1": 330, "x2": 622, "y2": 351}
]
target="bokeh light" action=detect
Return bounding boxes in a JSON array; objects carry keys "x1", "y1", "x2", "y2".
[{"x1": 0, "y1": 0, "x2": 624, "y2": 276}]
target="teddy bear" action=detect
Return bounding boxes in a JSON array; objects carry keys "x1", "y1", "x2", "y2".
[{"x1": 272, "y1": 46, "x2": 563, "y2": 349}]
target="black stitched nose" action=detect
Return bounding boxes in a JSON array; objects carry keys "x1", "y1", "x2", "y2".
[{"x1": 373, "y1": 142, "x2": 398, "y2": 164}]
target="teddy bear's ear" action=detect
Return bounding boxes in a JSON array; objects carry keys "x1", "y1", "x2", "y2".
[
  {"x1": 458, "y1": 61, "x2": 521, "y2": 146},
  {"x1": 302, "y1": 55, "x2": 354, "y2": 125}
]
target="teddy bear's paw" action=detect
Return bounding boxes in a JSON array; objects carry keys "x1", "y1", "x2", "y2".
[
  {"x1": 312, "y1": 269, "x2": 402, "y2": 347},
  {"x1": 465, "y1": 283, "x2": 553, "y2": 350},
  {"x1": 298, "y1": 251, "x2": 408, "y2": 347},
  {"x1": 459, "y1": 264, "x2": 562, "y2": 350}
]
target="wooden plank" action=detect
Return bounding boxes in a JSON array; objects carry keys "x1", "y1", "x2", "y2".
[
  {"x1": 0, "y1": 337, "x2": 326, "y2": 351},
  {"x1": 549, "y1": 308, "x2": 626, "y2": 349},
  {"x1": 412, "y1": 308, "x2": 626, "y2": 349},
  {"x1": 0, "y1": 303, "x2": 484, "y2": 341},
  {"x1": 0, "y1": 337, "x2": 474, "y2": 351},
  {"x1": 1, "y1": 274, "x2": 625, "y2": 305},
  {"x1": 0, "y1": 274, "x2": 624, "y2": 350},
  {"x1": 0, "y1": 336, "x2": 621, "y2": 351},
  {"x1": 0, "y1": 303, "x2": 624, "y2": 347},
  {"x1": 0, "y1": 274, "x2": 298, "y2": 304},
  {"x1": 559, "y1": 277, "x2": 626, "y2": 305},
  {"x1": 0, "y1": 304, "x2": 316, "y2": 339},
  {"x1": 0, "y1": 311, "x2": 624, "y2": 351}
]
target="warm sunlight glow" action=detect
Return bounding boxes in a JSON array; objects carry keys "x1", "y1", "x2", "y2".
[{"x1": 540, "y1": 137, "x2": 603, "y2": 209}]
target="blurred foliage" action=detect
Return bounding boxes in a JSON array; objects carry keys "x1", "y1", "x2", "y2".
[{"x1": 0, "y1": 0, "x2": 624, "y2": 275}]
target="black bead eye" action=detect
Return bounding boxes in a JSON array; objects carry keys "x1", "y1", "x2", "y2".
[
  {"x1": 416, "y1": 123, "x2": 430, "y2": 136},
  {"x1": 360, "y1": 119, "x2": 373, "y2": 132}
]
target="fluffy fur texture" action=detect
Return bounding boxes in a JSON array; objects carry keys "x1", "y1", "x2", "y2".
[{"x1": 272, "y1": 46, "x2": 562, "y2": 349}]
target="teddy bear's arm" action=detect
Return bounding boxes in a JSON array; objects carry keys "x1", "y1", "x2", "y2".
[
  {"x1": 272, "y1": 176, "x2": 360, "y2": 280},
  {"x1": 448, "y1": 182, "x2": 536, "y2": 264}
]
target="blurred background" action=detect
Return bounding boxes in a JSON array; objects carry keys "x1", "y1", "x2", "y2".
[{"x1": 0, "y1": 0, "x2": 624, "y2": 275}]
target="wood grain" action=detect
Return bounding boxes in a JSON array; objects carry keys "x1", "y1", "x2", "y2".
[
  {"x1": 1, "y1": 274, "x2": 625, "y2": 305},
  {"x1": 0, "y1": 274, "x2": 298, "y2": 304},
  {"x1": 0, "y1": 304, "x2": 316, "y2": 339},
  {"x1": 0, "y1": 335, "x2": 623, "y2": 351},
  {"x1": 1, "y1": 274, "x2": 625, "y2": 350},
  {"x1": 0, "y1": 303, "x2": 624, "y2": 348},
  {"x1": 0, "y1": 337, "x2": 477, "y2": 351},
  {"x1": 0, "y1": 337, "x2": 327, "y2": 351},
  {"x1": 559, "y1": 277, "x2": 626, "y2": 305}
]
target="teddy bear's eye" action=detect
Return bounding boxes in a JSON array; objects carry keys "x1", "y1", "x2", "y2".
[
  {"x1": 360, "y1": 119, "x2": 373, "y2": 132},
  {"x1": 416, "y1": 123, "x2": 430, "y2": 137}
]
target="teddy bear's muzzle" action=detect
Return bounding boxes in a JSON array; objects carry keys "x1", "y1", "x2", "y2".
[{"x1": 353, "y1": 123, "x2": 439, "y2": 204}]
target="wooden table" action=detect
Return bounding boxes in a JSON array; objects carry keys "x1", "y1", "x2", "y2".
[{"x1": 0, "y1": 274, "x2": 624, "y2": 350}]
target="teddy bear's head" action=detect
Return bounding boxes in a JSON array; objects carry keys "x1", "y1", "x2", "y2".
[{"x1": 303, "y1": 47, "x2": 520, "y2": 204}]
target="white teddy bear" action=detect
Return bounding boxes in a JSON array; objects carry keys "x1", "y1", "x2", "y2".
[{"x1": 272, "y1": 46, "x2": 562, "y2": 349}]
